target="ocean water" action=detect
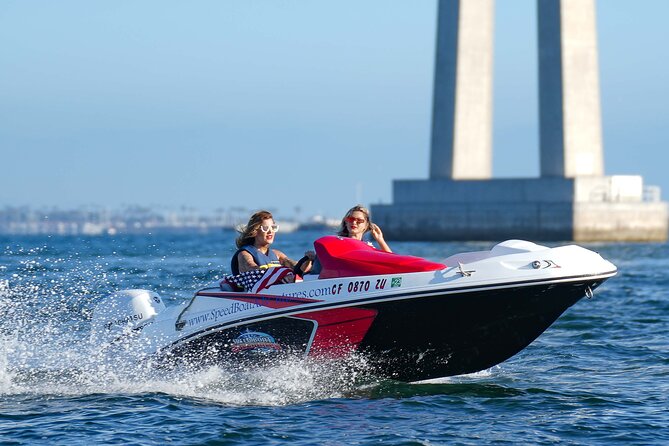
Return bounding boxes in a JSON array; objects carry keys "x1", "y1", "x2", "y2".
[{"x1": 0, "y1": 232, "x2": 667, "y2": 445}]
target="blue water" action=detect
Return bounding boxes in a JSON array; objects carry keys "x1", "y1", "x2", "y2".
[{"x1": 1, "y1": 232, "x2": 667, "y2": 445}]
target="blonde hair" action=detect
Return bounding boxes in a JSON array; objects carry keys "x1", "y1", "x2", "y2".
[
  {"x1": 236, "y1": 210, "x2": 274, "y2": 248},
  {"x1": 337, "y1": 205, "x2": 371, "y2": 237}
]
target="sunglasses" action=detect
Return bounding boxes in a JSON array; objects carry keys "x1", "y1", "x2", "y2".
[
  {"x1": 345, "y1": 217, "x2": 366, "y2": 225},
  {"x1": 259, "y1": 224, "x2": 279, "y2": 233}
]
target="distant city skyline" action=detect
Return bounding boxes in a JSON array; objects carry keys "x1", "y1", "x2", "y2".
[
  {"x1": 0, "y1": 204, "x2": 339, "y2": 235},
  {"x1": 1, "y1": 1, "x2": 667, "y2": 218}
]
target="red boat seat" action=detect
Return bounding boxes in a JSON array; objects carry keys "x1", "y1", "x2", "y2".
[{"x1": 314, "y1": 236, "x2": 446, "y2": 279}]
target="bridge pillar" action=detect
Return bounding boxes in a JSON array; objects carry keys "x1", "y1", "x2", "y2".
[{"x1": 371, "y1": 0, "x2": 667, "y2": 242}]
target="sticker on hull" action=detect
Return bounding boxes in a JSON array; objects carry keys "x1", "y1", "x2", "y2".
[{"x1": 231, "y1": 330, "x2": 282, "y2": 354}]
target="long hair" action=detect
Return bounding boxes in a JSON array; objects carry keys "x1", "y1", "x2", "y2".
[
  {"x1": 236, "y1": 210, "x2": 274, "y2": 248},
  {"x1": 337, "y1": 205, "x2": 371, "y2": 237}
]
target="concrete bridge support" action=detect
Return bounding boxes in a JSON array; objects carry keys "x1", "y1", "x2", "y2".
[{"x1": 372, "y1": 0, "x2": 667, "y2": 242}]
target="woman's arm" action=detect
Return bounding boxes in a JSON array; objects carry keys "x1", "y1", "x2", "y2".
[
  {"x1": 292, "y1": 250, "x2": 315, "y2": 274},
  {"x1": 276, "y1": 249, "x2": 314, "y2": 274},
  {"x1": 370, "y1": 224, "x2": 392, "y2": 253},
  {"x1": 274, "y1": 249, "x2": 297, "y2": 268},
  {"x1": 272, "y1": 249, "x2": 299, "y2": 283},
  {"x1": 236, "y1": 250, "x2": 259, "y2": 273}
]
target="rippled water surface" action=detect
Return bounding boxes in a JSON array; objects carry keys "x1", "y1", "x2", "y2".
[{"x1": 1, "y1": 233, "x2": 667, "y2": 445}]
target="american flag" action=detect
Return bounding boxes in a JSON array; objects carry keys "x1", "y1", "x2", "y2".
[{"x1": 222, "y1": 266, "x2": 295, "y2": 293}]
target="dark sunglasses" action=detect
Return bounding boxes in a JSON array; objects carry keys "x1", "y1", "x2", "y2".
[{"x1": 345, "y1": 217, "x2": 366, "y2": 225}]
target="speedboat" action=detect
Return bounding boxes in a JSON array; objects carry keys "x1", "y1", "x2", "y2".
[{"x1": 90, "y1": 236, "x2": 617, "y2": 382}]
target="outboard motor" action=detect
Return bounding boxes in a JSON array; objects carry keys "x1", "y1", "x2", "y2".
[{"x1": 90, "y1": 289, "x2": 166, "y2": 345}]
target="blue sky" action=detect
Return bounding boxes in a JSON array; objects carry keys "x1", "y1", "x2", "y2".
[{"x1": 1, "y1": 1, "x2": 667, "y2": 220}]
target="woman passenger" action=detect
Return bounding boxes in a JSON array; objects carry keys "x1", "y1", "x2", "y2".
[{"x1": 338, "y1": 205, "x2": 392, "y2": 253}]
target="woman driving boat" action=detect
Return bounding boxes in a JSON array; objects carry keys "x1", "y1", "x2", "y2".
[{"x1": 231, "y1": 210, "x2": 313, "y2": 280}]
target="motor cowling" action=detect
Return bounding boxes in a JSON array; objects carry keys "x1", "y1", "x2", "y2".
[{"x1": 90, "y1": 289, "x2": 166, "y2": 345}]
